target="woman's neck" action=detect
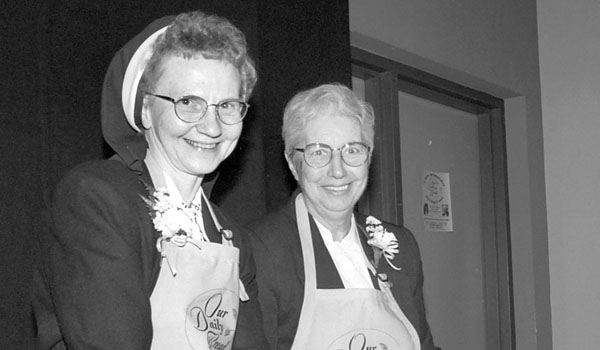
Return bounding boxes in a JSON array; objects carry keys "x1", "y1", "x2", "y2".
[
  {"x1": 306, "y1": 206, "x2": 353, "y2": 242},
  {"x1": 145, "y1": 148, "x2": 203, "y2": 204},
  {"x1": 172, "y1": 175, "x2": 203, "y2": 204}
]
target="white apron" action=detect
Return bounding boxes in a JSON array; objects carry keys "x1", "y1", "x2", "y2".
[
  {"x1": 149, "y1": 192, "x2": 248, "y2": 350},
  {"x1": 291, "y1": 194, "x2": 421, "y2": 350}
]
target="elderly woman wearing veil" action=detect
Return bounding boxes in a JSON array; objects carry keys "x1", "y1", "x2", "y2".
[{"x1": 33, "y1": 10, "x2": 266, "y2": 350}]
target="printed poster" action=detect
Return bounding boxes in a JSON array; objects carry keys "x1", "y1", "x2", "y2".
[{"x1": 422, "y1": 170, "x2": 453, "y2": 232}]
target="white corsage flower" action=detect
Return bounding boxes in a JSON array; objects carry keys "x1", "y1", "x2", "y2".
[
  {"x1": 365, "y1": 216, "x2": 402, "y2": 270},
  {"x1": 153, "y1": 204, "x2": 195, "y2": 237},
  {"x1": 142, "y1": 189, "x2": 193, "y2": 237},
  {"x1": 140, "y1": 186, "x2": 204, "y2": 248},
  {"x1": 141, "y1": 186, "x2": 205, "y2": 276}
]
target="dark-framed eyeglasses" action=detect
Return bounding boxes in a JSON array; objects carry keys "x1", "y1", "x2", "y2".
[
  {"x1": 146, "y1": 92, "x2": 249, "y2": 125},
  {"x1": 294, "y1": 142, "x2": 371, "y2": 168}
]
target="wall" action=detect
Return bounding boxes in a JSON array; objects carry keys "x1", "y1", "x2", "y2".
[
  {"x1": 537, "y1": 0, "x2": 600, "y2": 349},
  {"x1": 349, "y1": 0, "x2": 551, "y2": 349}
]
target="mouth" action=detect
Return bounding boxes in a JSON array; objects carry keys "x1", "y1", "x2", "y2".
[
  {"x1": 323, "y1": 184, "x2": 349, "y2": 193},
  {"x1": 185, "y1": 139, "x2": 217, "y2": 150}
]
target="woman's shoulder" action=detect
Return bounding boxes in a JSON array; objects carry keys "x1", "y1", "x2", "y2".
[
  {"x1": 247, "y1": 200, "x2": 302, "y2": 278},
  {"x1": 58, "y1": 158, "x2": 143, "y2": 191},
  {"x1": 53, "y1": 158, "x2": 148, "y2": 211},
  {"x1": 62, "y1": 158, "x2": 138, "y2": 184},
  {"x1": 250, "y1": 199, "x2": 297, "y2": 238}
]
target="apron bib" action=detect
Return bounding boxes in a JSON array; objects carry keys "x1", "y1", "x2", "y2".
[
  {"x1": 291, "y1": 194, "x2": 421, "y2": 350},
  {"x1": 150, "y1": 194, "x2": 247, "y2": 350}
]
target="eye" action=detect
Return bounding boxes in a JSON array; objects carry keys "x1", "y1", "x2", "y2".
[
  {"x1": 219, "y1": 101, "x2": 234, "y2": 109},
  {"x1": 177, "y1": 97, "x2": 205, "y2": 111},
  {"x1": 346, "y1": 144, "x2": 367, "y2": 155},
  {"x1": 308, "y1": 147, "x2": 330, "y2": 157},
  {"x1": 218, "y1": 101, "x2": 243, "y2": 111},
  {"x1": 346, "y1": 146, "x2": 360, "y2": 154}
]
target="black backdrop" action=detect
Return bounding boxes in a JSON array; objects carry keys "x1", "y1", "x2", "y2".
[{"x1": 0, "y1": 1, "x2": 350, "y2": 348}]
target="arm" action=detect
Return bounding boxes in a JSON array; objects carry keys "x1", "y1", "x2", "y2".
[
  {"x1": 43, "y1": 164, "x2": 156, "y2": 349},
  {"x1": 247, "y1": 230, "x2": 281, "y2": 350},
  {"x1": 411, "y1": 251, "x2": 441, "y2": 350},
  {"x1": 248, "y1": 202, "x2": 307, "y2": 350},
  {"x1": 396, "y1": 225, "x2": 441, "y2": 350}
]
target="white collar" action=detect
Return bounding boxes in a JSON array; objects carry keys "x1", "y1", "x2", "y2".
[{"x1": 313, "y1": 215, "x2": 360, "y2": 246}]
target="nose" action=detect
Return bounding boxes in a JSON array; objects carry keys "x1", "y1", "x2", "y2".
[
  {"x1": 327, "y1": 150, "x2": 347, "y2": 178},
  {"x1": 194, "y1": 106, "x2": 222, "y2": 137}
]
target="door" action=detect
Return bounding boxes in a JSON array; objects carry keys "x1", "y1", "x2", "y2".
[
  {"x1": 352, "y1": 47, "x2": 513, "y2": 350},
  {"x1": 398, "y1": 90, "x2": 485, "y2": 349}
]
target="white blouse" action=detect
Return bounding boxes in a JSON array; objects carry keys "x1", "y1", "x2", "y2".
[{"x1": 314, "y1": 216, "x2": 374, "y2": 289}]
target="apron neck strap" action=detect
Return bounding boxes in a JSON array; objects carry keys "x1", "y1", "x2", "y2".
[
  {"x1": 295, "y1": 193, "x2": 318, "y2": 290},
  {"x1": 201, "y1": 190, "x2": 234, "y2": 245}
]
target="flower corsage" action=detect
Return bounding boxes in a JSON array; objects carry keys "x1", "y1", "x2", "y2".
[
  {"x1": 365, "y1": 216, "x2": 402, "y2": 271},
  {"x1": 141, "y1": 187, "x2": 201, "y2": 241},
  {"x1": 141, "y1": 186, "x2": 205, "y2": 275}
]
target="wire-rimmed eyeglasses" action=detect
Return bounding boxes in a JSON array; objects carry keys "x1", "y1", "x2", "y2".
[
  {"x1": 294, "y1": 142, "x2": 371, "y2": 168},
  {"x1": 146, "y1": 92, "x2": 249, "y2": 125}
]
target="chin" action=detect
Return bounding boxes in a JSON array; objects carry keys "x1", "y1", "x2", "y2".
[
  {"x1": 188, "y1": 154, "x2": 229, "y2": 173},
  {"x1": 186, "y1": 163, "x2": 220, "y2": 177},
  {"x1": 323, "y1": 199, "x2": 356, "y2": 213}
]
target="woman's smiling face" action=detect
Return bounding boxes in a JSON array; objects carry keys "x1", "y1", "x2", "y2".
[
  {"x1": 287, "y1": 109, "x2": 370, "y2": 222},
  {"x1": 142, "y1": 56, "x2": 243, "y2": 180}
]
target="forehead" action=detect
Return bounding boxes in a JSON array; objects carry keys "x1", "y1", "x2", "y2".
[
  {"x1": 303, "y1": 113, "x2": 362, "y2": 145},
  {"x1": 154, "y1": 56, "x2": 241, "y2": 95}
]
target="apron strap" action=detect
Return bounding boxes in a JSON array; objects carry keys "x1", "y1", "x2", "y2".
[
  {"x1": 295, "y1": 193, "x2": 318, "y2": 291},
  {"x1": 358, "y1": 225, "x2": 395, "y2": 289},
  {"x1": 201, "y1": 190, "x2": 231, "y2": 243},
  {"x1": 356, "y1": 225, "x2": 379, "y2": 275},
  {"x1": 201, "y1": 190, "x2": 249, "y2": 302}
]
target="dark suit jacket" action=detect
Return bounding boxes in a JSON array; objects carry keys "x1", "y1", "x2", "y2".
[
  {"x1": 32, "y1": 156, "x2": 266, "y2": 350},
  {"x1": 250, "y1": 194, "x2": 440, "y2": 350}
]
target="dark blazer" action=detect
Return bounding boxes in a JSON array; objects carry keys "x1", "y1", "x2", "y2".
[
  {"x1": 250, "y1": 194, "x2": 440, "y2": 350},
  {"x1": 32, "y1": 156, "x2": 266, "y2": 350}
]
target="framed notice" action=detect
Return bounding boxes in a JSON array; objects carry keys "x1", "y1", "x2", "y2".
[{"x1": 422, "y1": 170, "x2": 453, "y2": 232}]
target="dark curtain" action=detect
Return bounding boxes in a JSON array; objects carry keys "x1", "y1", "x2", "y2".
[{"x1": 0, "y1": 1, "x2": 349, "y2": 348}]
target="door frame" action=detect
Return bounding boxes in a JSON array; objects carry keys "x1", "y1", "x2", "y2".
[{"x1": 352, "y1": 47, "x2": 514, "y2": 350}]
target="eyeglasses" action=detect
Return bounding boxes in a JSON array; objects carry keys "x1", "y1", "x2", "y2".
[
  {"x1": 146, "y1": 92, "x2": 249, "y2": 125},
  {"x1": 295, "y1": 142, "x2": 370, "y2": 168}
]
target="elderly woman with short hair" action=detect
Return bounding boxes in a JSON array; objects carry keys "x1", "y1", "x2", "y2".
[{"x1": 250, "y1": 83, "x2": 440, "y2": 350}]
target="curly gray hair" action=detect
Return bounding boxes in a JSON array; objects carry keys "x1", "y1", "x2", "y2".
[{"x1": 140, "y1": 10, "x2": 257, "y2": 100}]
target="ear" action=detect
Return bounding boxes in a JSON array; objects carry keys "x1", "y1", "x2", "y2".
[
  {"x1": 284, "y1": 151, "x2": 300, "y2": 181},
  {"x1": 140, "y1": 95, "x2": 153, "y2": 130},
  {"x1": 366, "y1": 148, "x2": 374, "y2": 166}
]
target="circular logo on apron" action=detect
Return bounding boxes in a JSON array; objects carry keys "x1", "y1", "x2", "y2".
[
  {"x1": 185, "y1": 289, "x2": 239, "y2": 350},
  {"x1": 327, "y1": 330, "x2": 403, "y2": 350}
]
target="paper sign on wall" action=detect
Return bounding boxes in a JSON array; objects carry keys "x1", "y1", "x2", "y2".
[{"x1": 422, "y1": 170, "x2": 453, "y2": 232}]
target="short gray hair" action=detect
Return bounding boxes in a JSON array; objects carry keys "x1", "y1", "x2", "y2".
[{"x1": 282, "y1": 83, "x2": 375, "y2": 155}]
